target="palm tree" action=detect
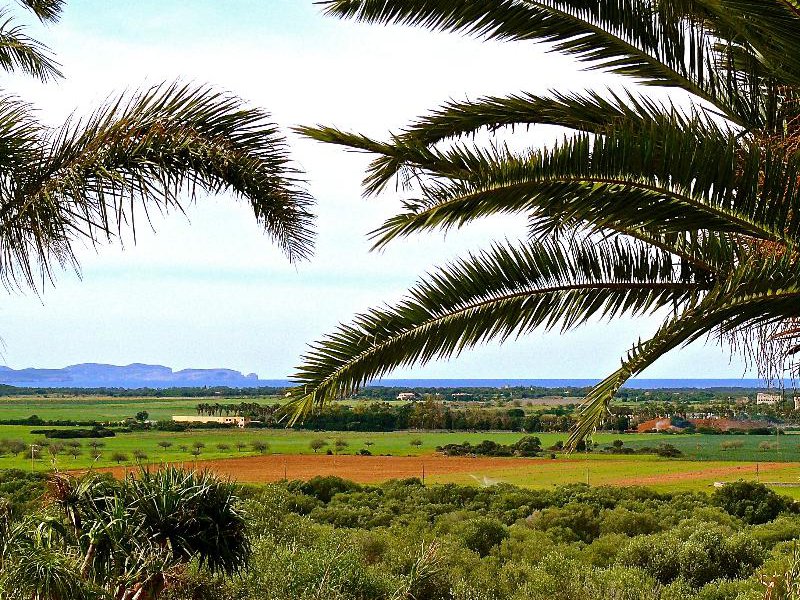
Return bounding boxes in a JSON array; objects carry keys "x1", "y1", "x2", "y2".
[
  {"x1": 0, "y1": 0, "x2": 314, "y2": 294},
  {"x1": 292, "y1": 0, "x2": 800, "y2": 445},
  {"x1": 0, "y1": 467, "x2": 249, "y2": 600}
]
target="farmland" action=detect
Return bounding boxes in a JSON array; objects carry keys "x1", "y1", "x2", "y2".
[{"x1": 3, "y1": 394, "x2": 800, "y2": 495}]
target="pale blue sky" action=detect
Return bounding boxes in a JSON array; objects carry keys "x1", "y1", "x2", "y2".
[{"x1": 0, "y1": 1, "x2": 752, "y2": 379}]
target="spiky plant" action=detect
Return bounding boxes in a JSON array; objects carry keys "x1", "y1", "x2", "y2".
[
  {"x1": 0, "y1": 0, "x2": 313, "y2": 293},
  {"x1": 293, "y1": 0, "x2": 800, "y2": 445},
  {"x1": 0, "y1": 468, "x2": 250, "y2": 600}
]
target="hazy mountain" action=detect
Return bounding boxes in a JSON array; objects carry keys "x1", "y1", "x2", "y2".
[{"x1": 0, "y1": 363, "x2": 280, "y2": 388}]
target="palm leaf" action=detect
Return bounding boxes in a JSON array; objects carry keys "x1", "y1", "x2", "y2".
[
  {"x1": 1, "y1": 83, "x2": 315, "y2": 290},
  {"x1": 288, "y1": 238, "x2": 704, "y2": 418},
  {"x1": 0, "y1": 11, "x2": 61, "y2": 80},
  {"x1": 319, "y1": 0, "x2": 735, "y2": 115}
]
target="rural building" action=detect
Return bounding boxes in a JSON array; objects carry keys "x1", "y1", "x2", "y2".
[
  {"x1": 396, "y1": 392, "x2": 417, "y2": 401},
  {"x1": 172, "y1": 415, "x2": 250, "y2": 428},
  {"x1": 757, "y1": 392, "x2": 782, "y2": 405}
]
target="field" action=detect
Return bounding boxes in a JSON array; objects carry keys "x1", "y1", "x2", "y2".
[{"x1": 3, "y1": 395, "x2": 800, "y2": 495}]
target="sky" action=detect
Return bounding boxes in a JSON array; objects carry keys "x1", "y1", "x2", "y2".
[{"x1": 0, "y1": 0, "x2": 753, "y2": 380}]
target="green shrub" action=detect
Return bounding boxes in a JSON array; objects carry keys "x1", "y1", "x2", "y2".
[{"x1": 712, "y1": 481, "x2": 791, "y2": 524}]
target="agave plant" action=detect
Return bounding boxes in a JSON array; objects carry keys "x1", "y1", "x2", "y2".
[
  {"x1": 0, "y1": 0, "x2": 314, "y2": 293},
  {"x1": 293, "y1": 0, "x2": 800, "y2": 444}
]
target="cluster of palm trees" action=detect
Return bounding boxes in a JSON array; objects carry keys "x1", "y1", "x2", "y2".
[{"x1": 194, "y1": 401, "x2": 277, "y2": 419}]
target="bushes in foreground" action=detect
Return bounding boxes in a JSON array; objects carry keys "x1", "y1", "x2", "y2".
[{"x1": 3, "y1": 471, "x2": 798, "y2": 600}]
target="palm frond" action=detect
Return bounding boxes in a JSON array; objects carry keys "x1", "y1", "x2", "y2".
[
  {"x1": 368, "y1": 123, "x2": 797, "y2": 249},
  {"x1": 0, "y1": 12, "x2": 61, "y2": 80},
  {"x1": 569, "y1": 253, "x2": 800, "y2": 446},
  {"x1": 319, "y1": 0, "x2": 736, "y2": 116},
  {"x1": 1, "y1": 83, "x2": 315, "y2": 290},
  {"x1": 288, "y1": 238, "x2": 705, "y2": 418},
  {"x1": 399, "y1": 89, "x2": 685, "y2": 147},
  {"x1": 16, "y1": 0, "x2": 64, "y2": 22}
]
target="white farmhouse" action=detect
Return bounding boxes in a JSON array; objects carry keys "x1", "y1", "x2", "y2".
[{"x1": 756, "y1": 392, "x2": 782, "y2": 405}]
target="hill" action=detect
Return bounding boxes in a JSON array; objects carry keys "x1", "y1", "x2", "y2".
[{"x1": 0, "y1": 363, "x2": 278, "y2": 388}]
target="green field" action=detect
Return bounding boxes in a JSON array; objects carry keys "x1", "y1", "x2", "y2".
[
  {"x1": 2, "y1": 395, "x2": 800, "y2": 495},
  {"x1": 0, "y1": 395, "x2": 283, "y2": 422}
]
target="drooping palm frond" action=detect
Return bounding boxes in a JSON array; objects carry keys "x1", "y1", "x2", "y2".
[
  {"x1": 1, "y1": 83, "x2": 315, "y2": 290},
  {"x1": 289, "y1": 238, "x2": 706, "y2": 418},
  {"x1": 295, "y1": 0, "x2": 800, "y2": 445}
]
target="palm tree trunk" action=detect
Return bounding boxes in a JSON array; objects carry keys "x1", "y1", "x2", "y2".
[{"x1": 80, "y1": 542, "x2": 95, "y2": 577}]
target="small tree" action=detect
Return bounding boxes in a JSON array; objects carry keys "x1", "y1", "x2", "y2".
[
  {"x1": 111, "y1": 452, "x2": 129, "y2": 465},
  {"x1": 91, "y1": 450, "x2": 102, "y2": 461},
  {"x1": 192, "y1": 441, "x2": 206, "y2": 450},
  {"x1": 236, "y1": 441, "x2": 247, "y2": 452},
  {"x1": 133, "y1": 449, "x2": 148, "y2": 462},
  {"x1": 251, "y1": 441, "x2": 269, "y2": 454},
  {"x1": 48, "y1": 443, "x2": 64, "y2": 458},
  {"x1": 334, "y1": 438, "x2": 349, "y2": 454},
  {"x1": 158, "y1": 441, "x2": 173, "y2": 451},
  {"x1": 135, "y1": 410, "x2": 149, "y2": 422},
  {"x1": 310, "y1": 438, "x2": 328, "y2": 453},
  {"x1": 88, "y1": 440, "x2": 105, "y2": 451},
  {"x1": 179, "y1": 445, "x2": 189, "y2": 453},
  {"x1": 69, "y1": 445, "x2": 82, "y2": 460},
  {"x1": 190, "y1": 448, "x2": 202, "y2": 459},
  {"x1": 410, "y1": 438, "x2": 423, "y2": 448},
  {"x1": 216, "y1": 443, "x2": 231, "y2": 451}
]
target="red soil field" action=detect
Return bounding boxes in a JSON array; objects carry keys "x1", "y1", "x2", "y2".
[{"x1": 102, "y1": 454, "x2": 556, "y2": 483}]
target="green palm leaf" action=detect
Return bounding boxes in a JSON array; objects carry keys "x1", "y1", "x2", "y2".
[
  {"x1": 2, "y1": 83, "x2": 315, "y2": 290},
  {"x1": 0, "y1": 11, "x2": 61, "y2": 80},
  {"x1": 297, "y1": 0, "x2": 800, "y2": 447},
  {"x1": 289, "y1": 238, "x2": 705, "y2": 417}
]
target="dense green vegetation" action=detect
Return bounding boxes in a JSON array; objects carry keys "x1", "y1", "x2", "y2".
[
  {"x1": 4, "y1": 469, "x2": 800, "y2": 600},
  {"x1": 170, "y1": 478, "x2": 800, "y2": 599}
]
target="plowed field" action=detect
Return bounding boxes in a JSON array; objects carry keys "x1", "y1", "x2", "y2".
[
  {"x1": 99, "y1": 454, "x2": 800, "y2": 495},
  {"x1": 103, "y1": 454, "x2": 552, "y2": 483}
]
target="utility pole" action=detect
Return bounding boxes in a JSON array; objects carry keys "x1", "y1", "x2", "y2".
[{"x1": 30, "y1": 444, "x2": 38, "y2": 471}]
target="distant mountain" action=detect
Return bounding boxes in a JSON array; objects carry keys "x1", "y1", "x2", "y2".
[{"x1": 0, "y1": 363, "x2": 281, "y2": 388}]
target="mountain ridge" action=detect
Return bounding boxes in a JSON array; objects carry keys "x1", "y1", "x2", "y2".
[{"x1": 0, "y1": 363, "x2": 271, "y2": 388}]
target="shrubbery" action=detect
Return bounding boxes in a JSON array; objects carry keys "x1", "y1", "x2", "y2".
[
  {"x1": 437, "y1": 436, "x2": 542, "y2": 457},
  {"x1": 5, "y1": 471, "x2": 799, "y2": 600}
]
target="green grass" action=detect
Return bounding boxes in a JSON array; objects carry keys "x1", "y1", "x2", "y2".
[{"x1": 0, "y1": 395, "x2": 283, "y2": 422}]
